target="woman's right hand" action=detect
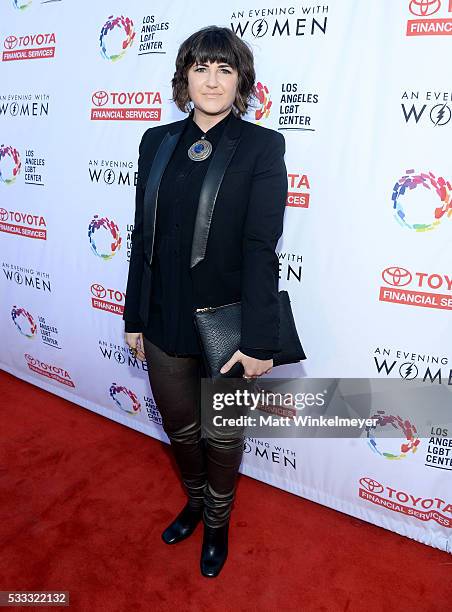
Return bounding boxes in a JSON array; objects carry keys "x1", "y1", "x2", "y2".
[{"x1": 125, "y1": 332, "x2": 146, "y2": 362}]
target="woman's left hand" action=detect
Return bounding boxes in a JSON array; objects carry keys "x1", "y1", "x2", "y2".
[{"x1": 220, "y1": 350, "x2": 273, "y2": 379}]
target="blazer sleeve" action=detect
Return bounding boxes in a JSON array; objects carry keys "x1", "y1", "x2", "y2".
[
  {"x1": 123, "y1": 131, "x2": 148, "y2": 333},
  {"x1": 238, "y1": 130, "x2": 288, "y2": 359}
]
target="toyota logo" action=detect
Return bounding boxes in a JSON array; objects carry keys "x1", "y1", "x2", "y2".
[
  {"x1": 0, "y1": 208, "x2": 8, "y2": 221},
  {"x1": 4, "y1": 36, "x2": 18, "y2": 50},
  {"x1": 90, "y1": 283, "x2": 106, "y2": 298},
  {"x1": 382, "y1": 266, "x2": 412, "y2": 287},
  {"x1": 409, "y1": 0, "x2": 440, "y2": 17},
  {"x1": 359, "y1": 477, "x2": 384, "y2": 493},
  {"x1": 91, "y1": 91, "x2": 109, "y2": 107}
]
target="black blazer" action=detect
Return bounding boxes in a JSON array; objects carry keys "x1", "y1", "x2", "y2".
[{"x1": 123, "y1": 110, "x2": 288, "y2": 355}]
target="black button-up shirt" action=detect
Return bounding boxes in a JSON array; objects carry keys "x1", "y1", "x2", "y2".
[{"x1": 134, "y1": 109, "x2": 273, "y2": 361}]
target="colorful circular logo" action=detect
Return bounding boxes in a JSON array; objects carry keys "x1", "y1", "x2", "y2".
[
  {"x1": 366, "y1": 411, "x2": 420, "y2": 460},
  {"x1": 392, "y1": 169, "x2": 452, "y2": 232},
  {"x1": 99, "y1": 15, "x2": 135, "y2": 62},
  {"x1": 12, "y1": 306, "x2": 37, "y2": 338},
  {"x1": 88, "y1": 215, "x2": 122, "y2": 260},
  {"x1": 0, "y1": 145, "x2": 21, "y2": 185},
  {"x1": 12, "y1": 0, "x2": 32, "y2": 10},
  {"x1": 109, "y1": 383, "x2": 141, "y2": 415},
  {"x1": 254, "y1": 82, "x2": 272, "y2": 121}
]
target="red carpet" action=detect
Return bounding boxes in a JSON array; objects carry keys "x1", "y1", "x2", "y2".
[{"x1": 1, "y1": 369, "x2": 451, "y2": 612}]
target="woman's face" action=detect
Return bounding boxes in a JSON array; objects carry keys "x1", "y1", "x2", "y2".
[{"x1": 187, "y1": 60, "x2": 238, "y2": 115}]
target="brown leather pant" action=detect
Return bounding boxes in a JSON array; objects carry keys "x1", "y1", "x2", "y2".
[{"x1": 143, "y1": 337, "x2": 244, "y2": 528}]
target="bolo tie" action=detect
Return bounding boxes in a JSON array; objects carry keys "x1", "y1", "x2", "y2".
[{"x1": 187, "y1": 132, "x2": 213, "y2": 161}]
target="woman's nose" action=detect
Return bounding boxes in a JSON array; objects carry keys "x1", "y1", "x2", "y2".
[{"x1": 206, "y1": 71, "x2": 219, "y2": 86}]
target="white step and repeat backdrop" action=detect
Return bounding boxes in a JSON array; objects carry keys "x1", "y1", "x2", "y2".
[{"x1": 1, "y1": 1, "x2": 451, "y2": 553}]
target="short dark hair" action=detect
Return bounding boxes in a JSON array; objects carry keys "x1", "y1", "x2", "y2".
[{"x1": 171, "y1": 25, "x2": 257, "y2": 117}]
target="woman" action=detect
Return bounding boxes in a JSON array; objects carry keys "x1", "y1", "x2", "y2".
[{"x1": 123, "y1": 25, "x2": 288, "y2": 577}]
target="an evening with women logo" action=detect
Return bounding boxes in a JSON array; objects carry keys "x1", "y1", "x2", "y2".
[
  {"x1": 230, "y1": 4, "x2": 329, "y2": 40},
  {"x1": 0, "y1": 92, "x2": 50, "y2": 119},
  {"x1": 373, "y1": 344, "x2": 450, "y2": 382}
]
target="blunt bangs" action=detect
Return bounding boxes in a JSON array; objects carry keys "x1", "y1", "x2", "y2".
[{"x1": 171, "y1": 26, "x2": 257, "y2": 117}]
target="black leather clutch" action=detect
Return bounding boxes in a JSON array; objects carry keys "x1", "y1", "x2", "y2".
[{"x1": 193, "y1": 290, "x2": 306, "y2": 379}]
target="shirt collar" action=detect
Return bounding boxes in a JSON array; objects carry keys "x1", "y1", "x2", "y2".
[{"x1": 187, "y1": 108, "x2": 233, "y2": 140}]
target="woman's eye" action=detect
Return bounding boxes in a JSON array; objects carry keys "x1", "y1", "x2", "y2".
[{"x1": 194, "y1": 67, "x2": 232, "y2": 73}]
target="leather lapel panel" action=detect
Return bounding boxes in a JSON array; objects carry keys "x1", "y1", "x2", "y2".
[
  {"x1": 190, "y1": 118, "x2": 243, "y2": 268},
  {"x1": 142, "y1": 127, "x2": 184, "y2": 266}
]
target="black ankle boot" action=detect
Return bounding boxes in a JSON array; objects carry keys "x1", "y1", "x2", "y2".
[
  {"x1": 200, "y1": 521, "x2": 229, "y2": 577},
  {"x1": 161, "y1": 502, "x2": 203, "y2": 545}
]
